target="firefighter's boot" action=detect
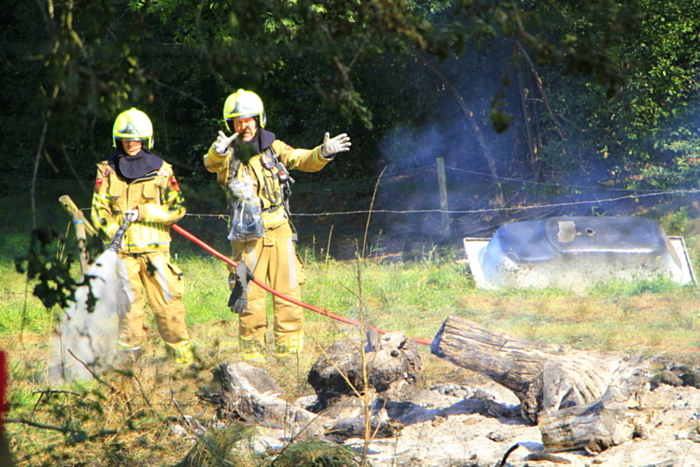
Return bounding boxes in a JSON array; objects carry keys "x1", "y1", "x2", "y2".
[
  {"x1": 240, "y1": 337, "x2": 266, "y2": 363},
  {"x1": 116, "y1": 342, "x2": 142, "y2": 366},
  {"x1": 276, "y1": 332, "x2": 303, "y2": 358},
  {"x1": 167, "y1": 341, "x2": 194, "y2": 367}
]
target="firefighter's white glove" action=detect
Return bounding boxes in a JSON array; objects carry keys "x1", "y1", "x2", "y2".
[
  {"x1": 125, "y1": 207, "x2": 139, "y2": 222},
  {"x1": 213, "y1": 131, "x2": 239, "y2": 155},
  {"x1": 321, "y1": 132, "x2": 351, "y2": 159}
]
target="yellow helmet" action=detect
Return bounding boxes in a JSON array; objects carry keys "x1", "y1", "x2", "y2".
[
  {"x1": 223, "y1": 89, "x2": 266, "y2": 131},
  {"x1": 112, "y1": 108, "x2": 154, "y2": 149}
]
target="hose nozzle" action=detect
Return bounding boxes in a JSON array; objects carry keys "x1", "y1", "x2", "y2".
[{"x1": 107, "y1": 213, "x2": 135, "y2": 251}]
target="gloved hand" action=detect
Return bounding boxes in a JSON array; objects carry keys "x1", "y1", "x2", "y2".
[
  {"x1": 321, "y1": 132, "x2": 351, "y2": 158},
  {"x1": 125, "y1": 206, "x2": 139, "y2": 222},
  {"x1": 213, "y1": 131, "x2": 239, "y2": 155},
  {"x1": 228, "y1": 260, "x2": 255, "y2": 313}
]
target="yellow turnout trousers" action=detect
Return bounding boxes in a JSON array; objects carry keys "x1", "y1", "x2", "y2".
[
  {"x1": 116, "y1": 252, "x2": 191, "y2": 361},
  {"x1": 232, "y1": 222, "x2": 305, "y2": 360}
]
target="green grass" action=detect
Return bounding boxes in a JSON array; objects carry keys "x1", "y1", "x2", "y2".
[
  {"x1": 0, "y1": 258, "x2": 54, "y2": 335},
  {"x1": 5, "y1": 192, "x2": 700, "y2": 466},
  {"x1": 5, "y1": 230, "x2": 700, "y2": 361}
]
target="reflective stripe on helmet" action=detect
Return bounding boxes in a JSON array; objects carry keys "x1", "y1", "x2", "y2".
[
  {"x1": 112, "y1": 108, "x2": 154, "y2": 149},
  {"x1": 223, "y1": 89, "x2": 266, "y2": 129}
]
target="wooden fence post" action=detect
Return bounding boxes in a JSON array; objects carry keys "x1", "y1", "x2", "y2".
[{"x1": 436, "y1": 157, "x2": 451, "y2": 239}]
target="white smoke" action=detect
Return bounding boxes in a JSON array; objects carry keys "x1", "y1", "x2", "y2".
[{"x1": 49, "y1": 249, "x2": 127, "y2": 382}]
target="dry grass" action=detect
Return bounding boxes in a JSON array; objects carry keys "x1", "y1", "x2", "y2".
[{"x1": 4, "y1": 251, "x2": 700, "y2": 465}]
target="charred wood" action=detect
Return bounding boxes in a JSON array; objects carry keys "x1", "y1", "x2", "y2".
[
  {"x1": 431, "y1": 314, "x2": 628, "y2": 424},
  {"x1": 308, "y1": 331, "x2": 422, "y2": 412}
]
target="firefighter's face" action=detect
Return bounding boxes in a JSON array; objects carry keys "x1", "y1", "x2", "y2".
[
  {"x1": 233, "y1": 117, "x2": 258, "y2": 142},
  {"x1": 122, "y1": 140, "x2": 143, "y2": 156}
]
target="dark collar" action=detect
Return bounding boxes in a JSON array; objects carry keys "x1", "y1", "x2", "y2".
[{"x1": 109, "y1": 147, "x2": 163, "y2": 181}]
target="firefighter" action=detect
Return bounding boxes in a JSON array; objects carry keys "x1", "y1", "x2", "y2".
[
  {"x1": 91, "y1": 108, "x2": 193, "y2": 366},
  {"x1": 204, "y1": 89, "x2": 350, "y2": 361}
]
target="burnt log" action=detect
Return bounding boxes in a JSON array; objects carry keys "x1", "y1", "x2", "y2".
[
  {"x1": 198, "y1": 362, "x2": 330, "y2": 440},
  {"x1": 325, "y1": 410, "x2": 403, "y2": 443},
  {"x1": 538, "y1": 360, "x2": 654, "y2": 453},
  {"x1": 197, "y1": 332, "x2": 421, "y2": 443},
  {"x1": 429, "y1": 315, "x2": 700, "y2": 454},
  {"x1": 431, "y1": 314, "x2": 632, "y2": 424},
  {"x1": 308, "y1": 331, "x2": 422, "y2": 411}
]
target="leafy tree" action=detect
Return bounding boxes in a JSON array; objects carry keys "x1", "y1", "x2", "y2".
[
  {"x1": 1, "y1": 0, "x2": 651, "y2": 185},
  {"x1": 527, "y1": 0, "x2": 700, "y2": 187}
]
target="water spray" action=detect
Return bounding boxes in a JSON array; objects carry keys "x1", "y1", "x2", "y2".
[{"x1": 51, "y1": 204, "x2": 134, "y2": 381}]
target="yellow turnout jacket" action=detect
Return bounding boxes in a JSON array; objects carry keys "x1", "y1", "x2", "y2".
[
  {"x1": 204, "y1": 138, "x2": 331, "y2": 230},
  {"x1": 91, "y1": 160, "x2": 186, "y2": 253}
]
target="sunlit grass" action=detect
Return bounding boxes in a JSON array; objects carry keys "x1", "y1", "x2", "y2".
[{"x1": 4, "y1": 233, "x2": 700, "y2": 466}]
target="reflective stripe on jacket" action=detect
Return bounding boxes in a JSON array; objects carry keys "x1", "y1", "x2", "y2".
[{"x1": 91, "y1": 161, "x2": 186, "y2": 253}]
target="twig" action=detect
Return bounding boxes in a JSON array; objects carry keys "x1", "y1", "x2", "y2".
[
  {"x1": 170, "y1": 382, "x2": 192, "y2": 428},
  {"x1": 317, "y1": 345, "x2": 364, "y2": 400},
  {"x1": 362, "y1": 166, "x2": 387, "y2": 259},
  {"x1": 5, "y1": 418, "x2": 74, "y2": 434},
  {"x1": 30, "y1": 93, "x2": 53, "y2": 228},
  {"x1": 358, "y1": 306, "x2": 371, "y2": 467},
  {"x1": 516, "y1": 41, "x2": 567, "y2": 146},
  {"x1": 5, "y1": 418, "x2": 117, "y2": 439},
  {"x1": 33, "y1": 388, "x2": 101, "y2": 407},
  {"x1": 326, "y1": 224, "x2": 334, "y2": 263},
  {"x1": 132, "y1": 372, "x2": 152, "y2": 407},
  {"x1": 67, "y1": 349, "x2": 132, "y2": 413},
  {"x1": 315, "y1": 224, "x2": 335, "y2": 309},
  {"x1": 33, "y1": 389, "x2": 83, "y2": 397},
  {"x1": 67, "y1": 350, "x2": 115, "y2": 392}
]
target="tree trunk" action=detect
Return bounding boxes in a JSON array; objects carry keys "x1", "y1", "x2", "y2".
[{"x1": 430, "y1": 314, "x2": 629, "y2": 424}]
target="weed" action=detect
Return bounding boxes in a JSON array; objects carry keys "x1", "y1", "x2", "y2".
[
  {"x1": 659, "y1": 206, "x2": 691, "y2": 236},
  {"x1": 268, "y1": 439, "x2": 358, "y2": 467},
  {"x1": 181, "y1": 422, "x2": 258, "y2": 467}
]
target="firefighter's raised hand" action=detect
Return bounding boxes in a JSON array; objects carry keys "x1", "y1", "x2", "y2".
[
  {"x1": 213, "y1": 131, "x2": 239, "y2": 155},
  {"x1": 321, "y1": 132, "x2": 351, "y2": 158}
]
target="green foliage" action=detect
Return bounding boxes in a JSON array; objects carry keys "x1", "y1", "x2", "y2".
[
  {"x1": 2, "y1": 0, "x2": 666, "y2": 196},
  {"x1": 539, "y1": 0, "x2": 700, "y2": 180},
  {"x1": 14, "y1": 227, "x2": 82, "y2": 310},
  {"x1": 268, "y1": 440, "x2": 358, "y2": 467},
  {"x1": 659, "y1": 206, "x2": 691, "y2": 236}
]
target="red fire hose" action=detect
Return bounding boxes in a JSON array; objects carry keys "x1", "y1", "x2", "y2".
[{"x1": 171, "y1": 224, "x2": 432, "y2": 346}]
